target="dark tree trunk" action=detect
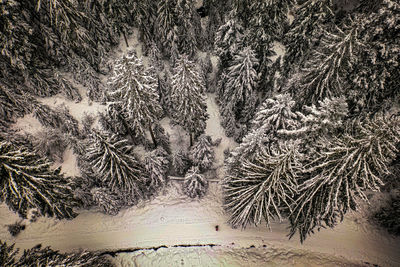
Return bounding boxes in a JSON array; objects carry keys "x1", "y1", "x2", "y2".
[
  {"x1": 189, "y1": 132, "x2": 193, "y2": 147},
  {"x1": 149, "y1": 124, "x2": 157, "y2": 148},
  {"x1": 123, "y1": 29, "x2": 129, "y2": 47},
  {"x1": 118, "y1": 113, "x2": 135, "y2": 141}
]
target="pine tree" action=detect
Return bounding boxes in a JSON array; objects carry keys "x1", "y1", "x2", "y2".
[
  {"x1": 223, "y1": 142, "x2": 300, "y2": 229},
  {"x1": 190, "y1": 135, "x2": 215, "y2": 171},
  {"x1": 349, "y1": 0, "x2": 400, "y2": 113},
  {"x1": 33, "y1": 129, "x2": 66, "y2": 162},
  {"x1": 220, "y1": 47, "x2": 259, "y2": 124},
  {"x1": 170, "y1": 55, "x2": 208, "y2": 146},
  {"x1": 107, "y1": 51, "x2": 163, "y2": 146},
  {"x1": 214, "y1": 15, "x2": 245, "y2": 67},
  {"x1": 287, "y1": 22, "x2": 362, "y2": 106},
  {"x1": 175, "y1": 0, "x2": 199, "y2": 57},
  {"x1": 183, "y1": 166, "x2": 209, "y2": 198},
  {"x1": 155, "y1": 0, "x2": 178, "y2": 58},
  {"x1": 85, "y1": 132, "x2": 148, "y2": 199},
  {"x1": 171, "y1": 149, "x2": 190, "y2": 176},
  {"x1": 153, "y1": 123, "x2": 171, "y2": 154},
  {"x1": 90, "y1": 187, "x2": 121, "y2": 216},
  {"x1": 289, "y1": 115, "x2": 400, "y2": 242},
  {"x1": 144, "y1": 147, "x2": 170, "y2": 191},
  {"x1": 0, "y1": 141, "x2": 77, "y2": 219},
  {"x1": 0, "y1": 241, "x2": 112, "y2": 267},
  {"x1": 282, "y1": 0, "x2": 335, "y2": 77}
]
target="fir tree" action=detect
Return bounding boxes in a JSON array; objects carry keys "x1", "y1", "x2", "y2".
[
  {"x1": 0, "y1": 241, "x2": 112, "y2": 267},
  {"x1": 289, "y1": 115, "x2": 400, "y2": 242},
  {"x1": 190, "y1": 135, "x2": 215, "y2": 171},
  {"x1": 288, "y1": 22, "x2": 362, "y2": 106},
  {"x1": 144, "y1": 147, "x2": 170, "y2": 191},
  {"x1": 214, "y1": 15, "x2": 245, "y2": 67},
  {"x1": 183, "y1": 166, "x2": 209, "y2": 198},
  {"x1": 33, "y1": 129, "x2": 66, "y2": 162},
  {"x1": 175, "y1": 0, "x2": 199, "y2": 57},
  {"x1": 0, "y1": 141, "x2": 77, "y2": 219},
  {"x1": 282, "y1": 0, "x2": 335, "y2": 77},
  {"x1": 107, "y1": 51, "x2": 163, "y2": 146},
  {"x1": 224, "y1": 142, "x2": 300, "y2": 229},
  {"x1": 171, "y1": 149, "x2": 190, "y2": 176},
  {"x1": 85, "y1": 132, "x2": 149, "y2": 199},
  {"x1": 170, "y1": 55, "x2": 208, "y2": 146},
  {"x1": 90, "y1": 187, "x2": 121, "y2": 216},
  {"x1": 155, "y1": 0, "x2": 178, "y2": 58},
  {"x1": 220, "y1": 47, "x2": 259, "y2": 124}
]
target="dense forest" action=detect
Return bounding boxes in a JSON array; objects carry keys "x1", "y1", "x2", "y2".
[{"x1": 0, "y1": 0, "x2": 399, "y2": 264}]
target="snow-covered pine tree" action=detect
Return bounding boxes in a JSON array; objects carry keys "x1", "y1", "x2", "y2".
[
  {"x1": 299, "y1": 96, "x2": 348, "y2": 144},
  {"x1": 157, "y1": 74, "x2": 172, "y2": 115},
  {"x1": 220, "y1": 46, "x2": 259, "y2": 125},
  {"x1": 0, "y1": 141, "x2": 77, "y2": 219},
  {"x1": 155, "y1": 0, "x2": 178, "y2": 58},
  {"x1": 107, "y1": 51, "x2": 163, "y2": 147},
  {"x1": 214, "y1": 15, "x2": 245, "y2": 67},
  {"x1": 0, "y1": 241, "x2": 112, "y2": 266},
  {"x1": 282, "y1": 0, "x2": 335, "y2": 78},
  {"x1": 102, "y1": 1, "x2": 134, "y2": 47},
  {"x1": 223, "y1": 142, "x2": 300, "y2": 229},
  {"x1": 144, "y1": 147, "x2": 170, "y2": 191},
  {"x1": 175, "y1": 0, "x2": 199, "y2": 57},
  {"x1": 33, "y1": 129, "x2": 66, "y2": 162},
  {"x1": 85, "y1": 132, "x2": 149, "y2": 199},
  {"x1": 288, "y1": 22, "x2": 362, "y2": 106},
  {"x1": 183, "y1": 166, "x2": 209, "y2": 198},
  {"x1": 189, "y1": 135, "x2": 215, "y2": 171},
  {"x1": 90, "y1": 187, "x2": 121, "y2": 216},
  {"x1": 170, "y1": 55, "x2": 208, "y2": 146},
  {"x1": 171, "y1": 149, "x2": 190, "y2": 176},
  {"x1": 153, "y1": 123, "x2": 171, "y2": 154},
  {"x1": 349, "y1": 0, "x2": 400, "y2": 113},
  {"x1": 289, "y1": 115, "x2": 400, "y2": 242},
  {"x1": 226, "y1": 94, "x2": 301, "y2": 172}
]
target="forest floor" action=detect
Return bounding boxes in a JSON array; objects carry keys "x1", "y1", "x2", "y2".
[{"x1": 1, "y1": 29, "x2": 400, "y2": 267}]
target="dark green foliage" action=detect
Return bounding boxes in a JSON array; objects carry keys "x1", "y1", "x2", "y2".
[
  {"x1": 0, "y1": 141, "x2": 77, "y2": 219},
  {"x1": 373, "y1": 194, "x2": 400, "y2": 235},
  {"x1": 0, "y1": 241, "x2": 113, "y2": 267}
]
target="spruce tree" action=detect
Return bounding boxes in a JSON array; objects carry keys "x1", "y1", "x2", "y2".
[
  {"x1": 175, "y1": 0, "x2": 199, "y2": 57},
  {"x1": 144, "y1": 147, "x2": 170, "y2": 191},
  {"x1": 85, "y1": 132, "x2": 149, "y2": 199},
  {"x1": 190, "y1": 135, "x2": 215, "y2": 171},
  {"x1": 107, "y1": 51, "x2": 163, "y2": 146},
  {"x1": 289, "y1": 115, "x2": 400, "y2": 242},
  {"x1": 183, "y1": 166, "x2": 209, "y2": 198},
  {"x1": 0, "y1": 141, "x2": 77, "y2": 219},
  {"x1": 220, "y1": 47, "x2": 259, "y2": 125},
  {"x1": 170, "y1": 55, "x2": 208, "y2": 146},
  {"x1": 155, "y1": 0, "x2": 178, "y2": 58},
  {"x1": 282, "y1": 0, "x2": 335, "y2": 77},
  {"x1": 223, "y1": 142, "x2": 300, "y2": 229}
]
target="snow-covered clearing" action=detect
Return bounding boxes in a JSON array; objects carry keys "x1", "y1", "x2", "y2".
[{"x1": 2, "y1": 30, "x2": 400, "y2": 267}]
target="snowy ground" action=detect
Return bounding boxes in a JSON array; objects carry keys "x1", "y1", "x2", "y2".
[{"x1": 2, "y1": 30, "x2": 400, "y2": 267}]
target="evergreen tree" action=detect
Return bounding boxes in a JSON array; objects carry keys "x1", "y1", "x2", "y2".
[
  {"x1": 220, "y1": 47, "x2": 259, "y2": 124},
  {"x1": 214, "y1": 15, "x2": 245, "y2": 67},
  {"x1": 289, "y1": 115, "x2": 400, "y2": 242},
  {"x1": 107, "y1": 51, "x2": 163, "y2": 146},
  {"x1": 170, "y1": 55, "x2": 208, "y2": 146},
  {"x1": 190, "y1": 135, "x2": 215, "y2": 171},
  {"x1": 155, "y1": 0, "x2": 178, "y2": 58},
  {"x1": 171, "y1": 149, "x2": 190, "y2": 176},
  {"x1": 175, "y1": 0, "x2": 199, "y2": 57},
  {"x1": 282, "y1": 0, "x2": 335, "y2": 77},
  {"x1": 0, "y1": 141, "x2": 77, "y2": 219},
  {"x1": 85, "y1": 132, "x2": 148, "y2": 199},
  {"x1": 224, "y1": 142, "x2": 300, "y2": 229},
  {"x1": 153, "y1": 123, "x2": 171, "y2": 154},
  {"x1": 33, "y1": 129, "x2": 66, "y2": 162},
  {"x1": 144, "y1": 147, "x2": 170, "y2": 191},
  {"x1": 90, "y1": 187, "x2": 121, "y2": 216},
  {"x1": 183, "y1": 166, "x2": 209, "y2": 198},
  {"x1": 287, "y1": 22, "x2": 362, "y2": 106},
  {"x1": 0, "y1": 241, "x2": 112, "y2": 267}
]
